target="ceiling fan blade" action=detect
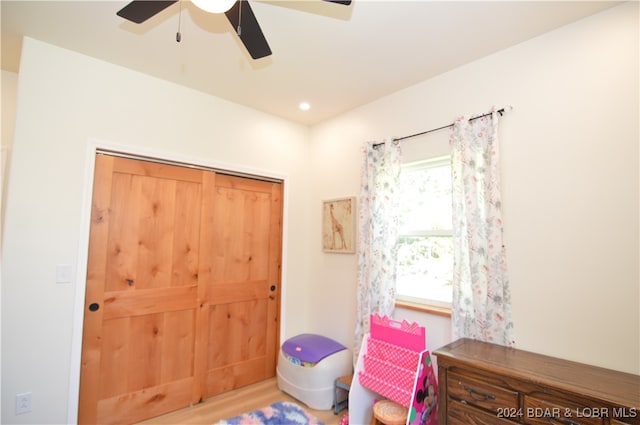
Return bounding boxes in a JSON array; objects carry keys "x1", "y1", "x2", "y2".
[
  {"x1": 323, "y1": 0, "x2": 352, "y2": 4},
  {"x1": 117, "y1": 1, "x2": 178, "y2": 24},
  {"x1": 225, "y1": 1, "x2": 272, "y2": 60}
]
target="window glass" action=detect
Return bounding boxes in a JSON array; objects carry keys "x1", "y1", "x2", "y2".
[{"x1": 396, "y1": 157, "x2": 453, "y2": 306}]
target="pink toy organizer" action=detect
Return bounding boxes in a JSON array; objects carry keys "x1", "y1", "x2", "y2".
[{"x1": 349, "y1": 315, "x2": 438, "y2": 425}]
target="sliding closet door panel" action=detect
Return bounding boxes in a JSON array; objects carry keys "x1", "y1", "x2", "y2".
[
  {"x1": 203, "y1": 174, "x2": 283, "y2": 397},
  {"x1": 79, "y1": 155, "x2": 206, "y2": 424}
]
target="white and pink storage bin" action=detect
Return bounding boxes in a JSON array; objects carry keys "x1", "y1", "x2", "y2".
[{"x1": 276, "y1": 333, "x2": 352, "y2": 410}]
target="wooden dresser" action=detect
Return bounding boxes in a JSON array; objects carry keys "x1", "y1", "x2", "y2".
[{"x1": 434, "y1": 338, "x2": 640, "y2": 425}]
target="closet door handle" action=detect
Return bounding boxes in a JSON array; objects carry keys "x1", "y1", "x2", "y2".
[
  {"x1": 270, "y1": 285, "x2": 276, "y2": 292},
  {"x1": 88, "y1": 303, "x2": 100, "y2": 312}
]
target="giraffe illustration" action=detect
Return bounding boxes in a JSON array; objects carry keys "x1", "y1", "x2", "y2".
[{"x1": 329, "y1": 203, "x2": 347, "y2": 250}]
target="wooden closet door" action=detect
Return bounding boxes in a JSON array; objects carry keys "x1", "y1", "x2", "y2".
[
  {"x1": 200, "y1": 174, "x2": 283, "y2": 398},
  {"x1": 79, "y1": 155, "x2": 209, "y2": 424},
  {"x1": 79, "y1": 155, "x2": 282, "y2": 424}
]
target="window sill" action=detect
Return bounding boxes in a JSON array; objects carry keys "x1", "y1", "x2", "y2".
[{"x1": 395, "y1": 300, "x2": 452, "y2": 317}]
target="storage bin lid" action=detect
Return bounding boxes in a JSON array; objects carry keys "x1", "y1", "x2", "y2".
[{"x1": 282, "y1": 334, "x2": 346, "y2": 364}]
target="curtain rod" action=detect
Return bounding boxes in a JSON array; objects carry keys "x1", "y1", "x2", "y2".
[{"x1": 374, "y1": 106, "x2": 511, "y2": 148}]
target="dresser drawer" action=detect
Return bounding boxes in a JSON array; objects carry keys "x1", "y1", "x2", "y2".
[
  {"x1": 523, "y1": 395, "x2": 603, "y2": 425},
  {"x1": 447, "y1": 371, "x2": 518, "y2": 413},
  {"x1": 448, "y1": 399, "x2": 516, "y2": 425},
  {"x1": 613, "y1": 417, "x2": 640, "y2": 425},
  {"x1": 610, "y1": 409, "x2": 640, "y2": 425}
]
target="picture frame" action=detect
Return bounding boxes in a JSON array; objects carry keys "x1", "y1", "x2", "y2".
[{"x1": 322, "y1": 196, "x2": 356, "y2": 254}]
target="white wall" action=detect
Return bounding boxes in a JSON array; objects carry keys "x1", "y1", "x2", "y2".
[
  {"x1": 307, "y1": 2, "x2": 639, "y2": 375},
  {"x1": 1, "y1": 38, "x2": 315, "y2": 424},
  {"x1": 1, "y1": 70, "x2": 18, "y2": 238},
  {"x1": 0, "y1": 72, "x2": 18, "y2": 395}
]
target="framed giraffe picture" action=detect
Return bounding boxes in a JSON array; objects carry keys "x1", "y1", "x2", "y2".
[{"x1": 322, "y1": 197, "x2": 356, "y2": 254}]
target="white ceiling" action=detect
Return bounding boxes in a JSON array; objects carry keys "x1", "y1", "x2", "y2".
[{"x1": 1, "y1": 0, "x2": 620, "y2": 125}]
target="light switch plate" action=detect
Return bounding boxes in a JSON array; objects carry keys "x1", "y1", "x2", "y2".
[{"x1": 56, "y1": 264, "x2": 72, "y2": 284}]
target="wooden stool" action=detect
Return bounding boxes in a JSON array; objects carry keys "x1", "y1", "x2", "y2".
[
  {"x1": 333, "y1": 374, "x2": 353, "y2": 414},
  {"x1": 370, "y1": 400, "x2": 408, "y2": 425}
]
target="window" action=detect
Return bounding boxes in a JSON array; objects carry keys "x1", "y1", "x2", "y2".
[{"x1": 396, "y1": 156, "x2": 453, "y2": 308}]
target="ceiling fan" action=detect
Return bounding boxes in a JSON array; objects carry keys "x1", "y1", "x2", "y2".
[{"x1": 117, "y1": 0, "x2": 352, "y2": 60}]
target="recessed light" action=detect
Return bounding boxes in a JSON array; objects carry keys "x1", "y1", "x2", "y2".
[{"x1": 299, "y1": 102, "x2": 311, "y2": 111}]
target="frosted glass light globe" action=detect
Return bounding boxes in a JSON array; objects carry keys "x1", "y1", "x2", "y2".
[{"x1": 192, "y1": 0, "x2": 236, "y2": 14}]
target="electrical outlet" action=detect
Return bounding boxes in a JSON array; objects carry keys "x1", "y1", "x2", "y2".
[{"x1": 15, "y1": 392, "x2": 31, "y2": 415}]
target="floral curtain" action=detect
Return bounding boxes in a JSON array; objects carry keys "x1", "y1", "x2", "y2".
[
  {"x1": 354, "y1": 138, "x2": 402, "y2": 360},
  {"x1": 450, "y1": 109, "x2": 514, "y2": 346}
]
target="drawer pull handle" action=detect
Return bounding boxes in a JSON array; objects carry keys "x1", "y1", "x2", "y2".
[
  {"x1": 547, "y1": 416, "x2": 581, "y2": 425},
  {"x1": 463, "y1": 386, "x2": 496, "y2": 402}
]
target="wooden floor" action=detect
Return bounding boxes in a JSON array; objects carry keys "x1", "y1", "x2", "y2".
[{"x1": 135, "y1": 378, "x2": 347, "y2": 425}]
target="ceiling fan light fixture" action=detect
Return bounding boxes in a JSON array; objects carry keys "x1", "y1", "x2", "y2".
[{"x1": 191, "y1": 0, "x2": 236, "y2": 14}]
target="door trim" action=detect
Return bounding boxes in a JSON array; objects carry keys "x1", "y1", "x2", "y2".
[
  {"x1": 96, "y1": 148, "x2": 284, "y2": 184},
  {"x1": 67, "y1": 139, "x2": 290, "y2": 423}
]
